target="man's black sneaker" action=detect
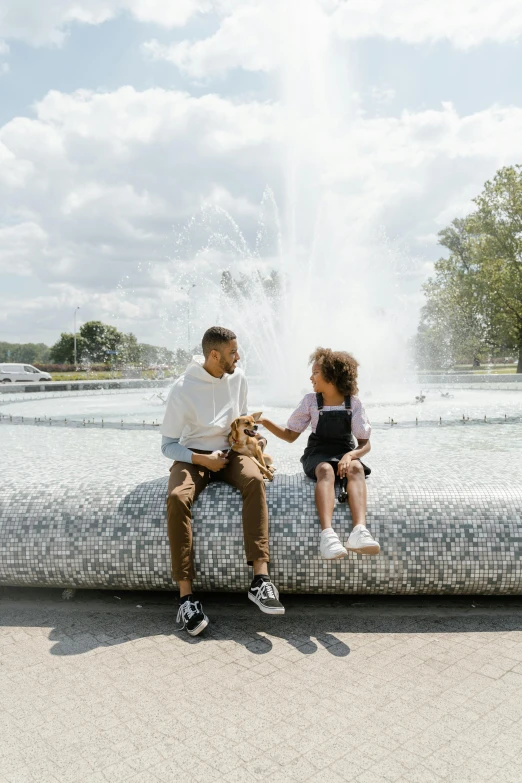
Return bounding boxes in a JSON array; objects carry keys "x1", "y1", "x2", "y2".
[
  {"x1": 248, "y1": 577, "x2": 285, "y2": 615},
  {"x1": 176, "y1": 598, "x2": 209, "y2": 636}
]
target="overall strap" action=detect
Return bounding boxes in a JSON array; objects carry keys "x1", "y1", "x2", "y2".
[
  {"x1": 344, "y1": 395, "x2": 353, "y2": 434},
  {"x1": 317, "y1": 393, "x2": 350, "y2": 411}
]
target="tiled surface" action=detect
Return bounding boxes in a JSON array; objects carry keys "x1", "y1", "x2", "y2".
[
  {"x1": 1, "y1": 590, "x2": 522, "y2": 783},
  {"x1": 1, "y1": 423, "x2": 522, "y2": 594}
]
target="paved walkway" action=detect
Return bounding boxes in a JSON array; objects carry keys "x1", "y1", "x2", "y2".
[{"x1": 1, "y1": 590, "x2": 522, "y2": 783}]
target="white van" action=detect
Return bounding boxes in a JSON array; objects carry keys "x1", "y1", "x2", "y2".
[{"x1": 0, "y1": 364, "x2": 52, "y2": 383}]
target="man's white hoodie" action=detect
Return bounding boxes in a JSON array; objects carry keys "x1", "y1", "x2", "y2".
[{"x1": 160, "y1": 355, "x2": 248, "y2": 452}]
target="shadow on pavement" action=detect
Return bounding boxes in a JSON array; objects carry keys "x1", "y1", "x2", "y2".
[
  {"x1": 2, "y1": 588, "x2": 522, "y2": 658},
  {"x1": 43, "y1": 613, "x2": 352, "y2": 658}
]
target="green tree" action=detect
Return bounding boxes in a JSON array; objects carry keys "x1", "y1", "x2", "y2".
[
  {"x1": 416, "y1": 166, "x2": 522, "y2": 372},
  {"x1": 49, "y1": 333, "x2": 87, "y2": 364},
  {"x1": 136, "y1": 342, "x2": 157, "y2": 366},
  {"x1": 48, "y1": 319, "x2": 183, "y2": 369},
  {"x1": 79, "y1": 321, "x2": 124, "y2": 363},
  {"x1": 471, "y1": 166, "x2": 522, "y2": 371},
  {"x1": 119, "y1": 332, "x2": 141, "y2": 364},
  {"x1": 172, "y1": 348, "x2": 193, "y2": 372},
  {"x1": 0, "y1": 342, "x2": 51, "y2": 364},
  {"x1": 136, "y1": 343, "x2": 175, "y2": 366}
]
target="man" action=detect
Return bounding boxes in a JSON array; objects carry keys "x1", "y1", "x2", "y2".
[{"x1": 161, "y1": 326, "x2": 285, "y2": 636}]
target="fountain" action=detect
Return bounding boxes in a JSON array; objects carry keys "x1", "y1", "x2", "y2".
[
  {"x1": 1, "y1": 0, "x2": 521, "y2": 594},
  {"x1": 108, "y1": 1, "x2": 421, "y2": 403}
]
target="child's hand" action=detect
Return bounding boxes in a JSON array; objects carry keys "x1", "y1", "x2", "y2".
[{"x1": 337, "y1": 453, "x2": 353, "y2": 479}]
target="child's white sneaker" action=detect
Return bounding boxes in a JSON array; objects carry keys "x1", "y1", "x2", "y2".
[
  {"x1": 320, "y1": 529, "x2": 348, "y2": 560},
  {"x1": 346, "y1": 524, "x2": 380, "y2": 555}
]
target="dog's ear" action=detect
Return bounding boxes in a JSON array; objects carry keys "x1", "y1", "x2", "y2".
[
  {"x1": 251, "y1": 411, "x2": 263, "y2": 421},
  {"x1": 229, "y1": 418, "x2": 239, "y2": 435}
]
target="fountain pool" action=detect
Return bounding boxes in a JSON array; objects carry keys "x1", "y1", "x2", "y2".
[{"x1": 1, "y1": 384, "x2": 521, "y2": 426}]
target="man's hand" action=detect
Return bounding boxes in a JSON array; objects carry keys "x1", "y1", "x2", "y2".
[
  {"x1": 195, "y1": 451, "x2": 229, "y2": 472},
  {"x1": 337, "y1": 452, "x2": 353, "y2": 479}
]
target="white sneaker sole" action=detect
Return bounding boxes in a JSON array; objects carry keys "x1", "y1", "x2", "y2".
[
  {"x1": 320, "y1": 548, "x2": 348, "y2": 560},
  {"x1": 248, "y1": 592, "x2": 285, "y2": 615},
  {"x1": 346, "y1": 543, "x2": 380, "y2": 555},
  {"x1": 186, "y1": 616, "x2": 209, "y2": 636}
]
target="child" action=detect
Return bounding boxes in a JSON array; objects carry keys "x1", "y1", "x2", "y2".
[{"x1": 260, "y1": 347, "x2": 380, "y2": 559}]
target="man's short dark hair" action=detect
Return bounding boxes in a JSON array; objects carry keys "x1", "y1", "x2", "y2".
[{"x1": 202, "y1": 326, "x2": 237, "y2": 358}]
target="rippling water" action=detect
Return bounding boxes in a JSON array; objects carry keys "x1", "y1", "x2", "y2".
[{"x1": 1, "y1": 386, "x2": 521, "y2": 426}]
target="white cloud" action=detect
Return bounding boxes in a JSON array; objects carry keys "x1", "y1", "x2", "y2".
[
  {"x1": 2, "y1": 0, "x2": 522, "y2": 70},
  {"x1": 128, "y1": 0, "x2": 211, "y2": 27},
  {"x1": 0, "y1": 85, "x2": 278, "y2": 345},
  {"x1": 0, "y1": 0, "x2": 209, "y2": 47},
  {"x1": 2, "y1": 81, "x2": 522, "y2": 345},
  {"x1": 4, "y1": 1, "x2": 522, "y2": 352},
  {"x1": 320, "y1": 101, "x2": 522, "y2": 249},
  {"x1": 143, "y1": 0, "x2": 522, "y2": 80},
  {"x1": 26, "y1": 86, "x2": 276, "y2": 151},
  {"x1": 0, "y1": 221, "x2": 48, "y2": 275},
  {"x1": 332, "y1": 0, "x2": 522, "y2": 49},
  {"x1": 143, "y1": 2, "x2": 282, "y2": 78},
  {"x1": 0, "y1": 141, "x2": 33, "y2": 186}
]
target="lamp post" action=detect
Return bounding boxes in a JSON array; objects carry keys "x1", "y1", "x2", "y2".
[{"x1": 73, "y1": 306, "x2": 80, "y2": 366}]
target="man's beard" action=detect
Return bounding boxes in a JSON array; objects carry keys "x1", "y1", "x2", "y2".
[{"x1": 219, "y1": 359, "x2": 236, "y2": 375}]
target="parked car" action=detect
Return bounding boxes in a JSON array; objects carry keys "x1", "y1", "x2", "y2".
[{"x1": 0, "y1": 364, "x2": 52, "y2": 383}]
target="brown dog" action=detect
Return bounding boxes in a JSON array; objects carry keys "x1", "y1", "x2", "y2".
[{"x1": 228, "y1": 412, "x2": 275, "y2": 481}]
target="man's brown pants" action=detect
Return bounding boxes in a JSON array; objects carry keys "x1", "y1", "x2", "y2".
[{"x1": 167, "y1": 451, "x2": 270, "y2": 582}]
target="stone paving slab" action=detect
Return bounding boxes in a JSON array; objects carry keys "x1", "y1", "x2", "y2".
[{"x1": 1, "y1": 590, "x2": 522, "y2": 782}]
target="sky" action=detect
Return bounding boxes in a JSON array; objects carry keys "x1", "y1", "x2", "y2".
[{"x1": 2, "y1": 0, "x2": 522, "y2": 350}]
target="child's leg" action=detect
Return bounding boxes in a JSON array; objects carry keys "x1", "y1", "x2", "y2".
[
  {"x1": 314, "y1": 462, "x2": 336, "y2": 529},
  {"x1": 315, "y1": 462, "x2": 348, "y2": 559},
  {"x1": 346, "y1": 460, "x2": 367, "y2": 527},
  {"x1": 345, "y1": 461, "x2": 380, "y2": 555}
]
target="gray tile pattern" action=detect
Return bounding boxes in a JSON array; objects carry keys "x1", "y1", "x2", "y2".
[
  {"x1": 2, "y1": 399, "x2": 521, "y2": 595},
  {"x1": 1, "y1": 454, "x2": 521, "y2": 593}
]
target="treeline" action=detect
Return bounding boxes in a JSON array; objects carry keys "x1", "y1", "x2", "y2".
[
  {"x1": 28, "y1": 363, "x2": 110, "y2": 373},
  {"x1": 414, "y1": 165, "x2": 522, "y2": 373},
  {"x1": 0, "y1": 342, "x2": 51, "y2": 364},
  {"x1": 49, "y1": 321, "x2": 178, "y2": 366},
  {"x1": 2, "y1": 322, "x2": 193, "y2": 373}
]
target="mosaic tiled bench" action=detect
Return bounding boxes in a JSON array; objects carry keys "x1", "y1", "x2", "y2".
[{"x1": 1, "y1": 474, "x2": 522, "y2": 594}]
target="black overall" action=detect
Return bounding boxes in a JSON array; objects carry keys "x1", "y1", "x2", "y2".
[{"x1": 301, "y1": 393, "x2": 371, "y2": 481}]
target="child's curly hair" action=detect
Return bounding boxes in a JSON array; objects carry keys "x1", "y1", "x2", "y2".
[{"x1": 310, "y1": 347, "x2": 359, "y2": 397}]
